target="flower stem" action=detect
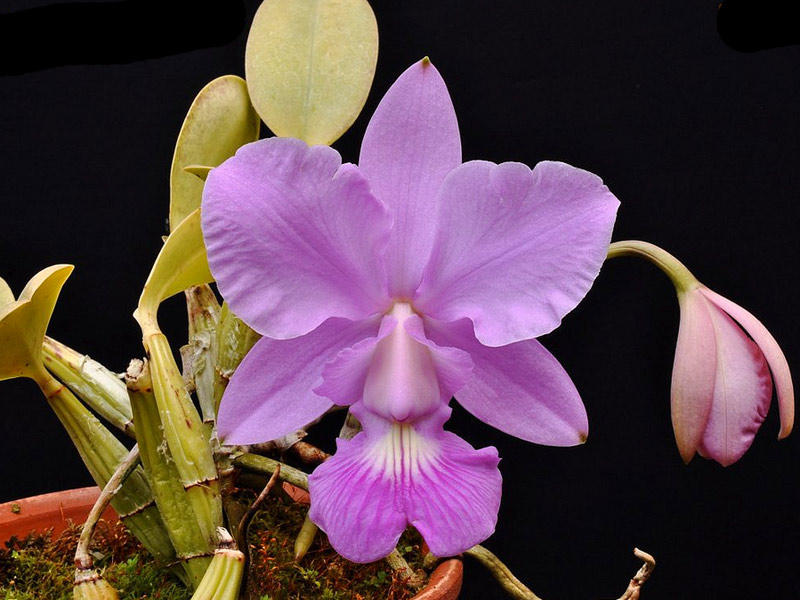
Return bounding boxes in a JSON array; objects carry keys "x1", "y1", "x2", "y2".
[
  {"x1": 464, "y1": 545, "x2": 542, "y2": 600},
  {"x1": 233, "y1": 453, "x2": 310, "y2": 490},
  {"x1": 606, "y1": 240, "x2": 698, "y2": 294}
]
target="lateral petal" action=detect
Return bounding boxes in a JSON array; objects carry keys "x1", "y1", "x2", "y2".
[
  {"x1": 202, "y1": 137, "x2": 391, "y2": 340},
  {"x1": 315, "y1": 316, "x2": 397, "y2": 406},
  {"x1": 359, "y1": 59, "x2": 461, "y2": 297},
  {"x1": 217, "y1": 316, "x2": 380, "y2": 444},
  {"x1": 416, "y1": 160, "x2": 619, "y2": 347},
  {"x1": 425, "y1": 317, "x2": 588, "y2": 446}
]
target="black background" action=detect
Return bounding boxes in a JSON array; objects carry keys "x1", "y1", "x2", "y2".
[{"x1": 2, "y1": 1, "x2": 800, "y2": 598}]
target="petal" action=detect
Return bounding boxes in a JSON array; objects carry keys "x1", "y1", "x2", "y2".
[
  {"x1": 697, "y1": 298, "x2": 772, "y2": 466},
  {"x1": 403, "y1": 315, "x2": 474, "y2": 402},
  {"x1": 359, "y1": 59, "x2": 461, "y2": 297},
  {"x1": 308, "y1": 405, "x2": 500, "y2": 562},
  {"x1": 415, "y1": 160, "x2": 619, "y2": 347},
  {"x1": 700, "y1": 286, "x2": 794, "y2": 440},
  {"x1": 671, "y1": 289, "x2": 717, "y2": 463},
  {"x1": 314, "y1": 316, "x2": 397, "y2": 406},
  {"x1": 425, "y1": 317, "x2": 588, "y2": 446},
  {"x1": 217, "y1": 316, "x2": 380, "y2": 444},
  {"x1": 202, "y1": 137, "x2": 391, "y2": 339}
]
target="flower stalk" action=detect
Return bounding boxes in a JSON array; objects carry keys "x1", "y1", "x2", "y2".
[
  {"x1": 607, "y1": 240, "x2": 697, "y2": 292},
  {"x1": 464, "y1": 545, "x2": 542, "y2": 600}
]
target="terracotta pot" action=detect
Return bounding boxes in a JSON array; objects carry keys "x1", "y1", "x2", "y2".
[
  {"x1": 0, "y1": 486, "x2": 116, "y2": 541},
  {"x1": 0, "y1": 486, "x2": 462, "y2": 599}
]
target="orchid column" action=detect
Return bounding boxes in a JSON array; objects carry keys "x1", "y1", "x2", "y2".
[{"x1": 202, "y1": 58, "x2": 620, "y2": 562}]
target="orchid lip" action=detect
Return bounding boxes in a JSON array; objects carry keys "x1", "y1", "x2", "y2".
[{"x1": 370, "y1": 422, "x2": 438, "y2": 480}]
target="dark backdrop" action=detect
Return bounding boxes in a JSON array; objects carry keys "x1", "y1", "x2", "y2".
[{"x1": 1, "y1": 1, "x2": 799, "y2": 598}]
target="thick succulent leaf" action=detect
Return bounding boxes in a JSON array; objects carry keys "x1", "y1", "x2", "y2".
[
  {"x1": 136, "y1": 208, "x2": 212, "y2": 332},
  {"x1": 0, "y1": 277, "x2": 13, "y2": 308},
  {"x1": 183, "y1": 165, "x2": 213, "y2": 181},
  {"x1": 0, "y1": 265, "x2": 73, "y2": 380},
  {"x1": 245, "y1": 0, "x2": 378, "y2": 145},
  {"x1": 169, "y1": 75, "x2": 260, "y2": 231}
]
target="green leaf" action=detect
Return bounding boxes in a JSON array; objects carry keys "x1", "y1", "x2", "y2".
[
  {"x1": 0, "y1": 277, "x2": 13, "y2": 308},
  {"x1": 136, "y1": 208, "x2": 212, "y2": 334},
  {"x1": 169, "y1": 75, "x2": 260, "y2": 231},
  {"x1": 245, "y1": 0, "x2": 378, "y2": 145},
  {"x1": 183, "y1": 165, "x2": 213, "y2": 181},
  {"x1": 0, "y1": 265, "x2": 73, "y2": 381}
]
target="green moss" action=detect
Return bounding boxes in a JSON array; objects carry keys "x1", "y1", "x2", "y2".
[
  {"x1": 239, "y1": 487, "x2": 424, "y2": 600},
  {"x1": 0, "y1": 489, "x2": 429, "y2": 600},
  {"x1": 0, "y1": 521, "x2": 190, "y2": 600}
]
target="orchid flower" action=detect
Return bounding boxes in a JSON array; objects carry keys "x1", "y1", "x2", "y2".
[
  {"x1": 608, "y1": 241, "x2": 794, "y2": 466},
  {"x1": 202, "y1": 59, "x2": 619, "y2": 562}
]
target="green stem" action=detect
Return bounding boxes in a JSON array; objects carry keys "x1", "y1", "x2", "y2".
[
  {"x1": 190, "y1": 529, "x2": 245, "y2": 600},
  {"x1": 214, "y1": 302, "x2": 260, "y2": 412},
  {"x1": 75, "y1": 446, "x2": 142, "y2": 569},
  {"x1": 42, "y1": 336, "x2": 134, "y2": 437},
  {"x1": 184, "y1": 284, "x2": 220, "y2": 426},
  {"x1": 127, "y1": 359, "x2": 213, "y2": 589},
  {"x1": 606, "y1": 240, "x2": 698, "y2": 294},
  {"x1": 145, "y1": 330, "x2": 222, "y2": 545},
  {"x1": 34, "y1": 368, "x2": 175, "y2": 563},
  {"x1": 464, "y1": 545, "x2": 543, "y2": 600},
  {"x1": 233, "y1": 453, "x2": 309, "y2": 491}
]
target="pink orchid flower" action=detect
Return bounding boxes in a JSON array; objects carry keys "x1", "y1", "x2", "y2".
[
  {"x1": 202, "y1": 59, "x2": 619, "y2": 562},
  {"x1": 609, "y1": 241, "x2": 794, "y2": 467},
  {"x1": 673, "y1": 284, "x2": 793, "y2": 466}
]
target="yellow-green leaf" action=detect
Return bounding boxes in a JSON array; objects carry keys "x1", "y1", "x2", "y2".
[
  {"x1": 245, "y1": 0, "x2": 378, "y2": 146},
  {"x1": 136, "y1": 209, "x2": 213, "y2": 333},
  {"x1": 183, "y1": 165, "x2": 214, "y2": 181},
  {"x1": 170, "y1": 75, "x2": 260, "y2": 231},
  {"x1": 0, "y1": 265, "x2": 73, "y2": 381},
  {"x1": 0, "y1": 277, "x2": 13, "y2": 308}
]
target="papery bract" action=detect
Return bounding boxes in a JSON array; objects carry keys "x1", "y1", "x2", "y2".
[{"x1": 202, "y1": 59, "x2": 620, "y2": 562}]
